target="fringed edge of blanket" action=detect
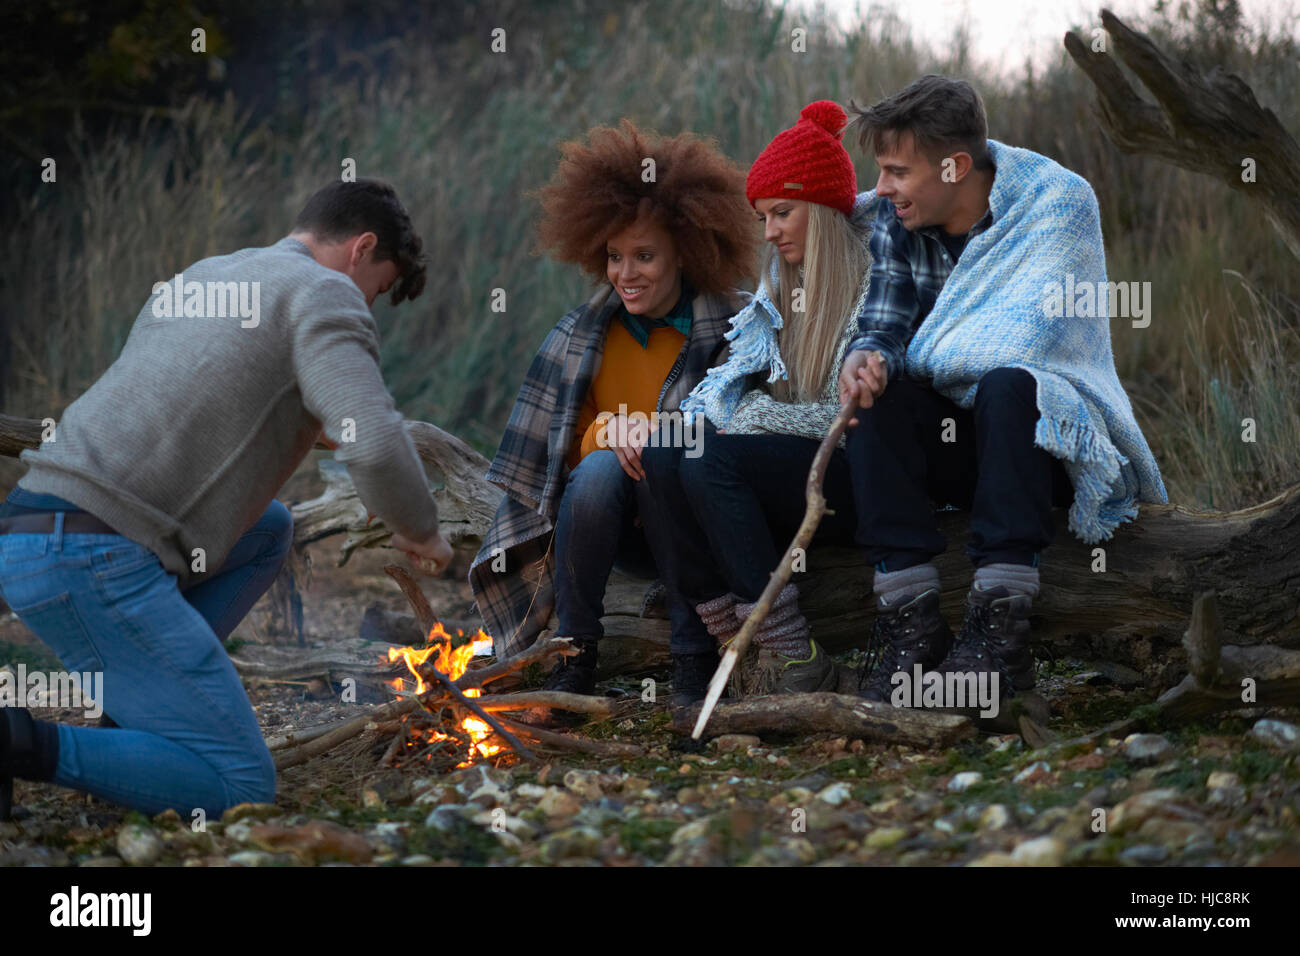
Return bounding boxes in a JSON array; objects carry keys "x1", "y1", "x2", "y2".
[{"x1": 1034, "y1": 412, "x2": 1140, "y2": 544}]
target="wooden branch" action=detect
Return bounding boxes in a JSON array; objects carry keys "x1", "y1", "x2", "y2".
[
  {"x1": 694, "y1": 401, "x2": 855, "y2": 737},
  {"x1": 1065, "y1": 8, "x2": 1300, "y2": 259},
  {"x1": 231, "y1": 648, "x2": 400, "y2": 682},
  {"x1": 682, "y1": 692, "x2": 974, "y2": 749},
  {"x1": 381, "y1": 564, "x2": 440, "y2": 639},
  {"x1": 272, "y1": 698, "x2": 418, "y2": 768},
  {"x1": 422, "y1": 690, "x2": 617, "y2": 717},
  {"x1": 493, "y1": 715, "x2": 645, "y2": 757},
  {"x1": 438, "y1": 636, "x2": 577, "y2": 691}
]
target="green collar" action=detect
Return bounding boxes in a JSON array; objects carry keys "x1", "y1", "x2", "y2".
[{"x1": 617, "y1": 280, "x2": 693, "y2": 348}]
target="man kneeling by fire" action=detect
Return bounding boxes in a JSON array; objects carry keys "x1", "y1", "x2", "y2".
[{"x1": 0, "y1": 180, "x2": 453, "y2": 820}]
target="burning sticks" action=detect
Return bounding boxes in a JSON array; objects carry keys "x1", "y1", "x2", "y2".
[{"x1": 271, "y1": 567, "x2": 636, "y2": 771}]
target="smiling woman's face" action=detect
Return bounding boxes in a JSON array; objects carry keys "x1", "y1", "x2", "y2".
[
  {"x1": 606, "y1": 217, "x2": 682, "y2": 319},
  {"x1": 754, "y1": 197, "x2": 810, "y2": 266}
]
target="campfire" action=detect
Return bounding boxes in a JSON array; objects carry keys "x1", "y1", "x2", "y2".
[{"x1": 385, "y1": 623, "x2": 505, "y2": 769}]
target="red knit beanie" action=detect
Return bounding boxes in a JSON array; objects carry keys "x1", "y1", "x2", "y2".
[{"x1": 746, "y1": 100, "x2": 856, "y2": 216}]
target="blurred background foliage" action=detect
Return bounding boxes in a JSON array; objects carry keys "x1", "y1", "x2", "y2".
[{"x1": 1, "y1": 0, "x2": 1296, "y2": 511}]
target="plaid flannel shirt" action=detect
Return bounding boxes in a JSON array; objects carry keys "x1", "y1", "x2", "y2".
[{"x1": 847, "y1": 199, "x2": 994, "y2": 381}]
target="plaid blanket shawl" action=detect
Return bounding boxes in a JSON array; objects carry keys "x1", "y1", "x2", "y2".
[
  {"x1": 682, "y1": 141, "x2": 1168, "y2": 543},
  {"x1": 469, "y1": 283, "x2": 745, "y2": 658}
]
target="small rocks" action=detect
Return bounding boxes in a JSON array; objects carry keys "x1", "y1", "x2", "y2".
[
  {"x1": 221, "y1": 803, "x2": 281, "y2": 825},
  {"x1": 1013, "y1": 761, "x2": 1051, "y2": 784},
  {"x1": 1249, "y1": 719, "x2": 1300, "y2": 753},
  {"x1": 1122, "y1": 733, "x2": 1174, "y2": 764},
  {"x1": 1109, "y1": 788, "x2": 1195, "y2": 835},
  {"x1": 816, "y1": 782, "x2": 853, "y2": 806},
  {"x1": 247, "y1": 820, "x2": 374, "y2": 865},
  {"x1": 540, "y1": 826, "x2": 603, "y2": 862},
  {"x1": 864, "y1": 827, "x2": 906, "y2": 849},
  {"x1": 537, "y1": 787, "x2": 583, "y2": 818},
  {"x1": 115, "y1": 824, "x2": 164, "y2": 866},
  {"x1": 1011, "y1": 836, "x2": 1065, "y2": 866},
  {"x1": 948, "y1": 771, "x2": 983, "y2": 792},
  {"x1": 228, "y1": 850, "x2": 278, "y2": 867},
  {"x1": 979, "y1": 804, "x2": 1013, "y2": 831},
  {"x1": 1119, "y1": 844, "x2": 1169, "y2": 865},
  {"x1": 1205, "y1": 771, "x2": 1247, "y2": 808}
]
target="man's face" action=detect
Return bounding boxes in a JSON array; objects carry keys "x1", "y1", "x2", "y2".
[
  {"x1": 873, "y1": 131, "x2": 954, "y2": 231},
  {"x1": 341, "y1": 238, "x2": 399, "y2": 307}
]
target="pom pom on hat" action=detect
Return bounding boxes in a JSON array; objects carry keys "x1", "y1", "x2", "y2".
[{"x1": 746, "y1": 100, "x2": 856, "y2": 216}]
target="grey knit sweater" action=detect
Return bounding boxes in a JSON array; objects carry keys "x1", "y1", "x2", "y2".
[{"x1": 19, "y1": 237, "x2": 439, "y2": 583}]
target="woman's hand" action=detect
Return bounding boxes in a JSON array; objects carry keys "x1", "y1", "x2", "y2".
[{"x1": 599, "y1": 412, "x2": 649, "y2": 481}]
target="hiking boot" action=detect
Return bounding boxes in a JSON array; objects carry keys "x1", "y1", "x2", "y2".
[
  {"x1": 758, "y1": 639, "x2": 838, "y2": 694},
  {"x1": 856, "y1": 588, "x2": 953, "y2": 702},
  {"x1": 537, "y1": 638, "x2": 598, "y2": 725},
  {"x1": 670, "y1": 652, "x2": 718, "y2": 709},
  {"x1": 732, "y1": 585, "x2": 837, "y2": 696},
  {"x1": 934, "y1": 585, "x2": 1036, "y2": 700}
]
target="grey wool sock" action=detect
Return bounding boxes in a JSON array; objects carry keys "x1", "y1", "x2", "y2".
[
  {"x1": 735, "y1": 583, "x2": 812, "y2": 658},
  {"x1": 973, "y1": 562, "x2": 1040, "y2": 600},
  {"x1": 873, "y1": 562, "x2": 941, "y2": 607},
  {"x1": 695, "y1": 593, "x2": 742, "y2": 647}
]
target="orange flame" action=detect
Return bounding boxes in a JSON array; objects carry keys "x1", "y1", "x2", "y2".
[{"x1": 386, "y1": 623, "x2": 500, "y2": 766}]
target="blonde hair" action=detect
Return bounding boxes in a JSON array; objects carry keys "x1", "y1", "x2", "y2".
[{"x1": 761, "y1": 203, "x2": 871, "y2": 402}]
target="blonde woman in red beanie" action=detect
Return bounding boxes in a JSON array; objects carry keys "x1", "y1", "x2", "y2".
[{"x1": 643, "y1": 101, "x2": 876, "y2": 701}]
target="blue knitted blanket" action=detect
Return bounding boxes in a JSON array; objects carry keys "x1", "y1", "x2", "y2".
[{"x1": 681, "y1": 141, "x2": 1168, "y2": 543}]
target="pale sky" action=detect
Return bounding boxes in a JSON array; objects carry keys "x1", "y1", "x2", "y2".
[{"x1": 787, "y1": 0, "x2": 1300, "y2": 78}]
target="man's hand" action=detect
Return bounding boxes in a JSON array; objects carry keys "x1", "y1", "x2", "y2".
[
  {"x1": 391, "y1": 530, "x2": 455, "y2": 576},
  {"x1": 600, "y1": 412, "x2": 649, "y2": 480},
  {"x1": 838, "y1": 349, "x2": 889, "y2": 427}
]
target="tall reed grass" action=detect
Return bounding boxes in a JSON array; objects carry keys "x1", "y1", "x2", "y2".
[{"x1": 2, "y1": 0, "x2": 1296, "y2": 510}]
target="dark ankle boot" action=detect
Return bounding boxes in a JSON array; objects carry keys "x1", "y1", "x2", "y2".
[
  {"x1": 670, "y1": 652, "x2": 718, "y2": 708},
  {"x1": 2, "y1": 707, "x2": 61, "y2": 821}
]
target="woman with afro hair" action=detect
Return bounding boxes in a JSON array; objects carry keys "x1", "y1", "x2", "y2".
[
  {"x1": 642, "y1": 101, "x2": 877, "y2": 700},
  {"x1": 469, "y1": 120, "x2": 757, "y2": 712}
]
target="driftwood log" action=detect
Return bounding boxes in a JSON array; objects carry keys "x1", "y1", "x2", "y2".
[
  {"x1": 680, "y1": 693, "x2": 973, "y2": 749},
  {"x1": 1065, "y1": 9, "x2": 1300, "y2": 261},
  {"x1": 2, "y1": 410, "x2": 1297, "y2": 685}
]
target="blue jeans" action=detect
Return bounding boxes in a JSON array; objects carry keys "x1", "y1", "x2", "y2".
[
  {"x1": 642, "y1": 429, "x2": 857, "y2": 612},
  {"x1": 0, "y1": 501, "x2": 292, "y2": 817},
  {"x1": 845, "y1": 367, "x2": 1075, "y2": 570},
  {"x1": 553, "y1": 449, "x2": 705, "y2": 653}
]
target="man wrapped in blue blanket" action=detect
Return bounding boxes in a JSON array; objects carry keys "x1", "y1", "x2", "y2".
[{"x1": 836, "y1": 76, "x2": 1168, "y2": 710}]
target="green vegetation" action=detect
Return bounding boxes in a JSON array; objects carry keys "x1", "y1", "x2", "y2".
[{"x1": 4, "y1": 0, "x2": 1297, "y2": 512}]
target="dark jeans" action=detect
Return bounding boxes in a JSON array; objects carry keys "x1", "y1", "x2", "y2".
[
  {"x1": 845, "y1": 367, "x2": 1074, "y2": 571},
  {"x1": 641, "y1": 429, "x2": 857, "y2": 650},
  {"x1": 553, "y1": 449, "x2": 697, "y2": 650}
]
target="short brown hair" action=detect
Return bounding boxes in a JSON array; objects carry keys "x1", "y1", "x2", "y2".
[
  {"x1": 846, "y1": 75, "x2": 993, "y2": 171},
  {"x1": 532, "y1": 120, "x2": 757, "y2": 295},
  {"x1": 293, "y1": 179, "x2": 427, "y2": 304}
]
